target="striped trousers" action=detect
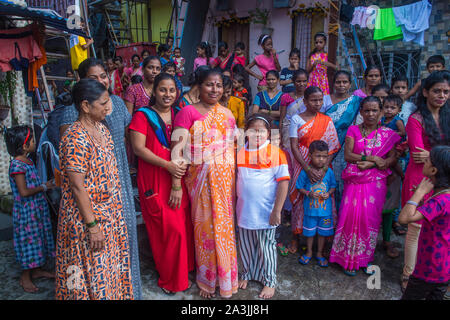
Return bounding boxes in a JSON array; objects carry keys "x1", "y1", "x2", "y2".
[{"x1": 238, "y1": 227, "x2": 277, "y2": 288}]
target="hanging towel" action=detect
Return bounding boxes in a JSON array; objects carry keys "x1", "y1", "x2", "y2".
[
  {"x1": 373, "y1": 7, "x2": 403, "y2": 41},
  {"x1": 392, "y1": 0, "x2": 432, "y2": 46},
  {"x1": 351, "y1": 7, "x2": 367, "y2": 27},
  {"x1": 0, "y1": 25, "x2": 42, "y2": 72},
  {"x1": 28, "y1": 23, "x2": 47, "y2": 92},
  {"x1": 351, "y1": 6, "x2": 377, "y2": 29}
]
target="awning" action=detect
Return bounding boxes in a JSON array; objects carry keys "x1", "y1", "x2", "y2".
[{"x1": 0, "y1": 0, "x2": 89, "y2": 38}]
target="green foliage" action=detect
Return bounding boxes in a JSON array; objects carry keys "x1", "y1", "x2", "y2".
[
  {"x1": 0, "y1": 71, "x2": 17, "y2": 108},
  {"x1": 0, "y1": 71, "x2": 18, "y2": 124},
  {"x1": 249, "y1": 8, "x2": 270, "y2": 26}
]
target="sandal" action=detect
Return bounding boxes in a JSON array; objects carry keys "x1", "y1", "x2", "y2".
[
  {"x1": 362, "y1": 264, "x2": 375, "y2": 275},
  {"x1": 400, "y1": 274, "x2": 409, "y2": 293},
  {"x1": 315, "y1": 256, "x2": 329, "y2": 268},
  {"x1": 298, "y1": 254, "x2": 312, "y2": 265},
  {"x1": 392, "y1": 222, "x2": 407, "y2": 236},
  {"x1": 161, "y1": 287, "x2": 176, "y2": 296},
  {"x1": 343, "y1": 269, "x2": 356, "y2": 277},
  {"x1": 276, "y1": 243, "x2": 289, "y2": 256}
]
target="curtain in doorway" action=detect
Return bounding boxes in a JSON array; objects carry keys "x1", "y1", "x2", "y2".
[{"x1": 294, "y1": 15, "x2": 312, "y2": 69}]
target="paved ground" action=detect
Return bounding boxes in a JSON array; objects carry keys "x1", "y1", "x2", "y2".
[{"x1": 0, "y1": 211, "x2": 405, "y2": 300}]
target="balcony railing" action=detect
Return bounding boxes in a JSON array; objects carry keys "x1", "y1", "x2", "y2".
[{"x1": 26, "y1": 0, "x2": 76, "y2": 18}]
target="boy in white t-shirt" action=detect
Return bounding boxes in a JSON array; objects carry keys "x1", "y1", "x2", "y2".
[{"x1": 236, "y1": 114, "x2": 290, "y2": 299}]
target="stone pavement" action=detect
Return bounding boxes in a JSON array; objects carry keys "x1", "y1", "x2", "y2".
[{"x1": 0, "y1": 218, "x2": 405, "y2": 300}]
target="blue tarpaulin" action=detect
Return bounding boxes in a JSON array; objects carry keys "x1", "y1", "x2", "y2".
[{"x1": 0, "y1": 0, "x2": 89, "y2": 38}]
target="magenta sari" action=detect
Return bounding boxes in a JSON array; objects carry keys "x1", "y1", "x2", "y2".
[{"x1": 329, "y1": 125, "x2": 401, "y2": 271}]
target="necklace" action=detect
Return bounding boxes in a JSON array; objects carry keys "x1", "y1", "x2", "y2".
[
  {"x1": 186, "y1": 90, "x2": 198, "y2": 104},
  {"x1": 361, "y1": 124, "x2": 379, "y2": 156},
  {"x1": 428, "y1": 188, "x2": 450, "y2": 201},
  {"x1": 292, "y1": 91, "x2": 303, "y2": 101},
  {"x1": 361, "y1": 123, "x2": 378, "y2": 138},
  {"x1": 141, "y1": 81, "x2": 152, "y2": 98},
  {"x1": 79, "y1": 120, "x2": 105, "y2": 148}
]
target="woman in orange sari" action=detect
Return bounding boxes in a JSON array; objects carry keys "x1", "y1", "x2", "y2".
[
  {"x1": 172, "y1": 68, "x2": 238, "y2": 299},
  {"x1": 288, "y1": 86, "x2": 340, "y2": 253}
]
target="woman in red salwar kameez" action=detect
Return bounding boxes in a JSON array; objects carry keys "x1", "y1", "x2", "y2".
[{"x1": 129, "y1": 73, "x2": 194, "y2": 294}]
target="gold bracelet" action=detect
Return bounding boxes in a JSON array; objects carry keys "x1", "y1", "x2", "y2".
[
  {"x1": 89, "y1": 228, "x2": 100, "y2": 234},
  {"x1": 172, "y1": 185, "x2": 182, "y2": 191}
]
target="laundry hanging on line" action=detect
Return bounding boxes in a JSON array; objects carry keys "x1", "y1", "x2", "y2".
[
  {"x1": 339, "y1": 0, "x2": 433, "y2": 45},
  {"x1": 350, "y1": 6, "x2": 377, "y2": 29},
  {"x1": 0, "y1": 25, "x2": 42, "y2": 72},
  {"x1": 392, "y1": 0, "x2": 432, "y2": 46},
  {"x1": 373, "y1": 7, "x2": 403, "y2": 41}
]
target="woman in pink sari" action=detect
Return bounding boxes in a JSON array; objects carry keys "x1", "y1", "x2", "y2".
[
  {"x1": 400, "y1": 71, "x2": 450, "y2": 291},
  {"x1": 330, "y1": 96, "x2": 401, "y2": 275},
  {"x1": 172, "y1": 68, "x2": 238, "y2": 299}
]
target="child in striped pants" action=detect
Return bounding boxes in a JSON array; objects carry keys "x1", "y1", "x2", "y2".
[{"x1": 236, "y1": 114, "x2": 290, "y2": 299}]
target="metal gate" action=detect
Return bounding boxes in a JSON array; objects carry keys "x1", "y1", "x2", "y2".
[{"x1": 359, "y1": 49, "x2": 422, "y2": 89}]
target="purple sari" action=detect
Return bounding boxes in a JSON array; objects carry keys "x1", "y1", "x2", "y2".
[{"x1": 329, "y1": 125, "x2": 401, "y2": 271}]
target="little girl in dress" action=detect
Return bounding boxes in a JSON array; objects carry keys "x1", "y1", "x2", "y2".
[{"x1": 306, "y1": 33, "x2": 338, "y2": 95}]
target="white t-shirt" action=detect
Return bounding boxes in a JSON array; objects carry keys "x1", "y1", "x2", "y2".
[
  {"x1": 289, "y1": 114, "x2": 307, "y2": 138},
  {"x1": 399, "y1": 101, "x2": 417, "y2": 124},
  {"x1": 236, "y1": 141, "x2": 290, "y2": 230},
  {"x1": 288, "y1": 95, "x2": 333, "y2": 139}
]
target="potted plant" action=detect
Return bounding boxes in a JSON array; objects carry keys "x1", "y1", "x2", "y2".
[
  {"x1": 249, "y1": 8, "x2": 273, "y2": 35},
  {"x1": 0, "y1": 71, "x2": 17, "y2": 124}
]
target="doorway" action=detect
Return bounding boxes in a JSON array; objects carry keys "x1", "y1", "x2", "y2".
[{"x1": 219, "y1": 20, "x2": 250, "y2": 61}]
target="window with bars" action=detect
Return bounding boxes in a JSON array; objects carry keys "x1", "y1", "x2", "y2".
[
  {"x1": 354, "y1": 50, "x2": 422, "y2": 89},
  {"x1": 129, "y1": 0, "x2": 150, "y2": 43}
]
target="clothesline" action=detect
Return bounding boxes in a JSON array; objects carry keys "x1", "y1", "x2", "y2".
[{"x1": 339, "y1": 0, "x2": 433, "y2": 46}]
